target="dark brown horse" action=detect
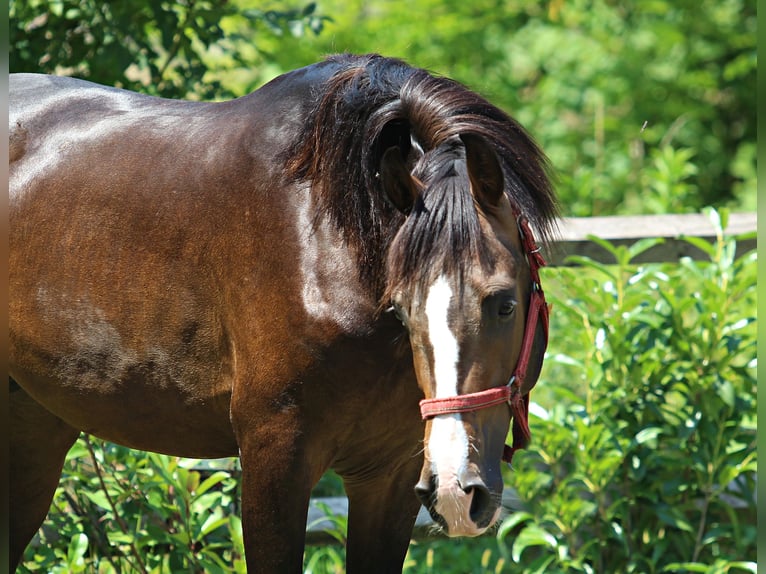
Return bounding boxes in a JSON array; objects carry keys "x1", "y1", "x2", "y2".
[{"x1": 9, "y1": 53, "x2": 558, "y2": 572}]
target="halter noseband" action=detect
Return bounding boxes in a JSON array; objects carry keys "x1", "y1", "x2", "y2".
[{"x1": 418, "y1": 214, "x2": 550, "y2": 464}]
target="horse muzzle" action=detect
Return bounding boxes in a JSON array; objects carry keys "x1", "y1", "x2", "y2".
[{"x1": 414, "y1": 466, "x2": 502, "y2": 537}]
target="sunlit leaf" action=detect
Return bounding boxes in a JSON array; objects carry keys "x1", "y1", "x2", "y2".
[
  {"x1": 497, "y1": 511, "x2": 534, "y2": 540},
  {"x1": 511, "y1": 525, "x2": 557, "y2": 562},
  {"x1": 66, "y1": 532, "x2": 88, "y2": 571}
]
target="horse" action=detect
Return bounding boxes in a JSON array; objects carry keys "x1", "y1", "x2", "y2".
[{"x1": 9, "y1": 53, "x2": 558, "y2": 572}]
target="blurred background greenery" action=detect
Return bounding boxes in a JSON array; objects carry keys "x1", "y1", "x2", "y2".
[
  {"x1": 10, "y1": 1, "x2": 756, "y2": 572},
  {"x1": 11, "y1": 0, "x2": 756, "y2": 216}
]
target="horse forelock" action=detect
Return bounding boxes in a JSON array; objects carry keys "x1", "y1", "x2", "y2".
[
  {"x1": 284, "y1": 54, "x2": 559, "y2": 302},
  {"x1": 382, "y1": 137, "x2": 495, "y2": 304}
]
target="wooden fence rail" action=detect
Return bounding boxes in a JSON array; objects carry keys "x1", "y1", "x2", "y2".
[
  {"x1": 306, "y1": 489, "x2": 525, "y2": 545},
  {"x1": 305, "y1": 211, "x2": 757, "y2": 543},
  {"x1": 546, "y1": 212, "x2": 756, "y2": 265}
]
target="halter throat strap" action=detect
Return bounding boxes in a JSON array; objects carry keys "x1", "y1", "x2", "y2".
[{"x1": 418, "y1": 214, "x2": 549, "y2": 464}]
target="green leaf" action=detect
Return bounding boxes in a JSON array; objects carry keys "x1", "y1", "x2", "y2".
[
  {"x1": 194, "y1": 471, "x2": 231, "y2": 497},
  {"x1": 511, "y1": 524, "x2": 557, "y2": 562},
  {"x1": 662, "y1": 562, "x2": 714, "y2": 573},
  {"x1": 524, "y1": 554, "x2": 556, "y2": 574},
  {"x1": 586, "y1": 234, "x2": 623, "y2": 260},
  {"x1": 228, "y1": 515, "x2": 244, "y2": 554},
  {"x1": 549, "y1": 384, "x2": 587, "y2": 407},
  {"x1": 65, "y1": 532, "x2": 88, "y2": 571},
  {"x1": 627, "y1": 237, "x2": 665, "y2": 261},
  {"x1": 728, "y1": 562, "x2": 757, "y2": 573},
  {"x1": 550, "y1": 353, "x2": 584, "y2": 368},
  {"x1": 199, "y1": 513, "x2": 229, "y2": 537},
  {"x1": 655, "y1": 505, "x2": 694, "y2": 533},
  {"x1": 715, "y1": 379, "x2": 736, "y2": 408},
  {"x1": 106, "y1": 531, "x2": 137, "y2": 545},
  {"x1": 81, "y1": 489, "x2": 112, "y2": 511},
  {"x1": 49, "y1": 1, "x2": 63, "y2": 17},
  {"x1": 705, "y1": 206, "x2": 729, "y2": 234},
  {"x1": 680, "y1": 235, "x2": 716, "y2": 258},
  {"x1": 497, "y1": 511, "x2": 534, "y2": 540},
  {"x1": 192, "y1": 492, "x2": 224, "y2": 515},
  {"x1": 562, "y1": 254, "x2": 618, "y2": 281},
  {"x1": 634, "y1": 427, "x2": 662, "y2": 445},
  {"x1": 288, "y1": 19, "x2": 304, "y2": 37}
]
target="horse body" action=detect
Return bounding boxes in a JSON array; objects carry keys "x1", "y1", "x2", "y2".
[
  {"x1": 9, "y1": 54, "x2": 557, "y2": 572},
  {"x1": 10, "y1": 60, "x2": 366, "y2": 457}
]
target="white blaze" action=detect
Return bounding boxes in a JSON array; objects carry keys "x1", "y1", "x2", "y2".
[{"x1": 424, "y1": 275, "x2": 469, "y2": 488}]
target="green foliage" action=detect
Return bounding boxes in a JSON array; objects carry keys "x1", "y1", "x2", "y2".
[
  {"x1": 20, "y1": 438, "x2": 247, "y2": 573},
  {"x1": 9, "y1": 0, "x2": 329, "y2": 99},
  {"x1": 250, "y1": 0, "x2": 756, "y2": 216},
  {"x1": 499, "y1": 209, "x2": 756, "y2": 573}
]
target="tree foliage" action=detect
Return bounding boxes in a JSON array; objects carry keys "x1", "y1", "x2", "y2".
[
  {"x1": 227, "y1": 0, "x2": 758, "y2": 216},
  {"x1": 9, "y1": 0, "x2": 330, "y2": 99}
]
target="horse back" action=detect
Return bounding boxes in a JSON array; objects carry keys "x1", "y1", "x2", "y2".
[{"x1": 8, "y1": 69, "x2": 343, "y2": 456}]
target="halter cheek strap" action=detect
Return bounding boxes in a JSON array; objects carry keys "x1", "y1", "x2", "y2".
[{"x1": 418, "y1": 214, "x2": 550, "y2": 464}]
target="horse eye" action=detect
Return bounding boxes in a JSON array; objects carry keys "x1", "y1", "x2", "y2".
[{"x1": 498, "y1": 298, "x2": 516, "y2": 318}]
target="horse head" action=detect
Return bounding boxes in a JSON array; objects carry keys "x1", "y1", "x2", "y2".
[{"x1": 381, "y1": 131, "x2": 550, "y2": 536}]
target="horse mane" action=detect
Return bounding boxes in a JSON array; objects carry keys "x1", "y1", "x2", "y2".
[{"x1": 285, "y1": 53, "x2": 558, "y2": 298}]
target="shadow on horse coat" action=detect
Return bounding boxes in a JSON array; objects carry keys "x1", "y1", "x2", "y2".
[{"x1": 9, "y1": 54, "x2": 558, "y2": 572}]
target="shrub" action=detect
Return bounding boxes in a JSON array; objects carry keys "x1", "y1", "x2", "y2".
[
  {"x1": 499, "y1": 209, "x2": 757, "y2": 573},
  {"x1": 19, "y1": 442, "x2": 246, "y2": 573}
]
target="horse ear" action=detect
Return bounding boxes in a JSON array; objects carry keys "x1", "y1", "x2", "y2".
[
  {"x1": 380, "y1": 146, "x2": 418, "y2": 215},
  {"x1": 460, "y1": 133, "x2": 504, "y2": 208}
]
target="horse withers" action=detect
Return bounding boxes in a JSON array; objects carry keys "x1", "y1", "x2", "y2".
[{"x1": 9, "y1": 54, "x2": 558, "y2": 572}]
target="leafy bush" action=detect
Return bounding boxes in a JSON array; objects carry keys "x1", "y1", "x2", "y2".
[
  {"x1": 19, "y1": 440, "x2": 246, "y2": 573},
  {"x1": 251, "y1": 0, "x2": 756, "y2": 216},
  {"x1": 499, "y1": 209, "x2": 757, "y2": 573},
  {"x1": 9, "y1": 0, "x2": 329, "y2": 100}
]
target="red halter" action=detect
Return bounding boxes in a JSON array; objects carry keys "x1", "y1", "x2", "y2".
[{"x1": 418, "y1": 214, "x2": 550, "y2": 464}]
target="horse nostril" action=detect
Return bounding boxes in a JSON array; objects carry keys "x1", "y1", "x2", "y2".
[
  {"x1": 414, "y1": 476, "x2": 436, "y2": 508},
  {"x1": 463, "y1": 482, "x2": 493, "y2": 527}
]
